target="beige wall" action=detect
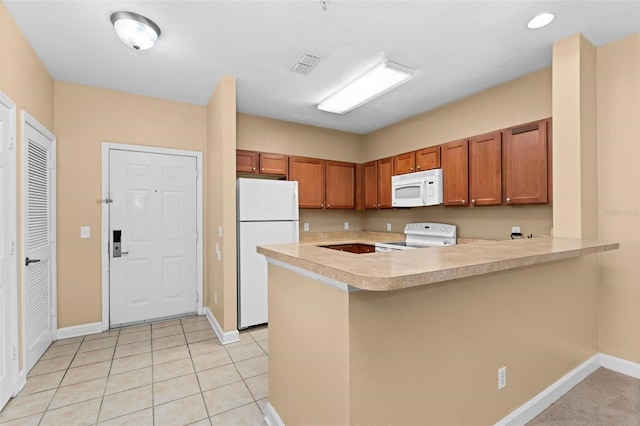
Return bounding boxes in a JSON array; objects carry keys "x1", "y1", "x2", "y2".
[
  {"x1": 206, "y1": 76, "x2": 238, "y2": 332},
  {"x1": 364, "y1": 68, "x2": 552, "y2": 161},
  {"x1": 1, "y1": 3, "x2": 54, "y2": 370},
  {"x1": 53, "y1": 82, "x2": 206, "y2": 327},
  {"x1": 596, "y1": 33, "x2": 640, "y2": 363},
  {"x1": 237, "y1": 113, "x2": 363, "y2": 163},
  {"x1": 552, "y1": 35, "x2": 598, "y2": 240}
]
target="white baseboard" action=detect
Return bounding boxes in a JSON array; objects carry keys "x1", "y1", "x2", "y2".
[
  {"x1": 56, "y1": 322, "x2": 103, "y2": 340},
  {"x1": 600, "y1": 353, "x2": 640, "y2": 379},
  {"x1": 496, "y1": 352, "x2": 640, "y2": 426},
  {"x1": 264, "y1": 402, "x2": 285, "y2": 426},
  {"x1": 204, "y1": 307, "x2": 239, "y2": 345}
]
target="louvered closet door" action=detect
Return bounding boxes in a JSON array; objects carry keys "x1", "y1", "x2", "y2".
[{"x1": 23, "y1": 116, "x2": 56, "y2": 373}]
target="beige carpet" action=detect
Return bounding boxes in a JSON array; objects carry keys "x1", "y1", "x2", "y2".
[{"x1": 528, "y1": 367, "x2": 640, "y2": 426}]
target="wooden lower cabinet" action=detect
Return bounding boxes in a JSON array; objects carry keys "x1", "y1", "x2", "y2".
[
  {"x1": 469, "y1": 132, "x2": 502, "y2": 206},
  {"x1": 504, "y1": 119, "x2": 550, "y2": 205},
  {"x1": 442, "y1": 139, "x2": 469, "y2": 206},
  {"x1": 325, "y1": 161, "x2": 355, "y2": 209},
  {"x1": 289, "y1": 156, "x2": 325, "y2": 209}
]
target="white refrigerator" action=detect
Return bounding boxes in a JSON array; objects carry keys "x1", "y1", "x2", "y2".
[{"x1": 237, "y1": 178, "x2": 299, "y2": 329}]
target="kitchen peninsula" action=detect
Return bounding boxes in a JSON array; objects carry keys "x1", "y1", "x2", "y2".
[{"x1": 258, "y1": 235, "x2": 618, "y2": 425}]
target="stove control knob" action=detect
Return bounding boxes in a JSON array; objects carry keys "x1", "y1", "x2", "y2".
[{"x1": 441, "y1": 226, "x2": 445, "y2": 232}]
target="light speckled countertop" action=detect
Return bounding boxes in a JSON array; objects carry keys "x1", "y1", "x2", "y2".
[{"x1": 257, "y1": 232, "x2": 619, "y2": 291}]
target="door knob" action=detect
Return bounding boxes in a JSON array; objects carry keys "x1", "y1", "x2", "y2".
[{"x1": 25, "y1": 257, "x2": 41, "y2": 266}]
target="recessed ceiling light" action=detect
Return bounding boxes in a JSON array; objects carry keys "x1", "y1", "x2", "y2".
[{"x1": 527, "y1": 12, "x2": 555, "y2": 29}]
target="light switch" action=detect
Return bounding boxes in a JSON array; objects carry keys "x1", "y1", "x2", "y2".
[{"x1": 80, "y1": 226, "x2": 91, "y2": 239}]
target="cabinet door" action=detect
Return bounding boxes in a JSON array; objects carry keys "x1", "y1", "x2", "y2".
[
  {"x1": 415, "y1": 146, "x2": 441, "y2": 171},
  {"x1": 363, "y1": 161, "x2": 378, "y2": 210},
  {"x1": 236, "y1": 150, "x2": 258, "y2": 174},
  {"x1": 393, "y1": 152, "x2": 416, "y2": 175},
  {"x1": 289, "y1": 156, "x2": 325, "y2": 209},
  {"x1": 504, "y1": 120, "x2": 548, "y2": 205},
  {"x1": 259, "y1": 153, "x2": 288, "y2": 176},
  {"x1": 377, "y1": 157, "x2": 393, "y2": 209},
  {"x1": 469, "y1": 132, "x2": 502, "y2": 206},
  {"x1": 325, "y1": 161, "x2": 355, "y2": 210},
  {"x1": 442, "y1": 139, "x2": 469, "y2": 206}
]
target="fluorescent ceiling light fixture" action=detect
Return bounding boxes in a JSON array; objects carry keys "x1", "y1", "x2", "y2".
[
  {"x1": 527, "y1": 12, "x2": 555, "y2": 29},
  {"x1": 111, "y1": 11, "x2": 161, "y2": 51},
  {"x1": 318, "y1": 61, "x2": 414, "y2": 114}
]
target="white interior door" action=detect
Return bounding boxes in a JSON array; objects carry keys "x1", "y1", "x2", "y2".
[
  {"x1": 109, "y1": 149, "x2": 197, "y2": 326},
  {"x1": 0, "y1": 94, "x2": 17, "y2": 410},
  {"x1": 22, "y1": 112, "x2": 56, "y2": 373}
]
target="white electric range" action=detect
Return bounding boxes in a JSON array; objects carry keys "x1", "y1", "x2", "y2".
[{"x1": 375, "y1": 222, "x2": 457, "y2": 252}]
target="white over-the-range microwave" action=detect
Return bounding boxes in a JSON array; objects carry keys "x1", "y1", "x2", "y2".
[{"x1": 392, "y1": 169, "x2": 443, "y2": 207}]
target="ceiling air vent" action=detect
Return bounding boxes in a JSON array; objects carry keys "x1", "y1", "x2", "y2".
[{"x1": 290, "y1": 53, "x2": 320, "y2": 75}]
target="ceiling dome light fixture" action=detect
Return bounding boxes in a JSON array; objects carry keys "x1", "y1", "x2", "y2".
[
  {"x1": 110, "y1": 11, "x2": 161, "y2": 51},
  {"x1": 527, "y1": 12, "x2": 555, "y2": 29}
]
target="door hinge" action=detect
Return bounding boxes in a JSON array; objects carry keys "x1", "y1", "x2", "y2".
[
  {"x1": 12, "y1": 345, "x2": 17, "y2": 360},
  {"x1": 9, "y1": 241, "x2": 16, "y2": 255},
  {"x1": 9, "y1": 136, "x2": 15, "y2": 150},
  {"x1": 196, "y1": 230, "x2": 199, "y2": 242},
  {"x1": 51, "y1": 232, "x2": 56, "y2": 243},
  {"x1": 50, "y1": 158, "x2": 56, "y2": 170},
  {"x1": 195, "y1": 167, "x2": 199, "y2": 179},
  {"x1": 52, "y1": 307, "x2": 56, "y2": 317},
  {"x1": 196, "y1": 292, "x2": 199, "y2": 304}
]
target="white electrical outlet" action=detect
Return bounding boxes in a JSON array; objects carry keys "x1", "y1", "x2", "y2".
[
  {"x1": 218, "y1": 226, "x2": 223, "y2": 238},
  {"x1": 512, "y1": 226, "x2": 521, "y2": 234},
  {"x1": 303, "y1": 223, "x2": 309, "y2": 232},
  {"x1": 214, "y1": 292, "x2": 218, "y2": 304},
  {"x1": 387, "y1": 223, "x2": 392, "y2": 232},
  {"x1": 498, "y1": 366, "x2": 507, "y2": 390},
  {"x1": 344, "y1": 221, "x2": 349, "y2": 230}
]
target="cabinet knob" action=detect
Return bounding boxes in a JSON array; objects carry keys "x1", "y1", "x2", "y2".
[
  {"x1": 327, "y1": 204, "x2": 330, "y2": 208},
  {"x1": 377, "y1": 204, "x2": 381, "y2": 208},
  {"x1": 410, "y1": 167, "x2": 414, "y2": 171},
  {"x1": 416, "y1": 166, "x2": 421, "y2": 170},
  {"x1": 252, "y1": 167, "x2": 256, "y2": 171},
  {"x1": 461, "y1": 200, "x2": 466, "y2": 204},
  {"x1": 471, "y1": 199, "x2": 476, "y2": 204},
  {"x1": 261, "y1": 168, "x2": 264, "y2": 172},
  {"x1": 321, "y1": 204, "x2": 324, "y2": 208},
  {"x1": 506, "y1": 197, "x2": 511, "y2": 203}
]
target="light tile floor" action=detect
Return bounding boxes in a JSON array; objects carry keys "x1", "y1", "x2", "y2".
[{"x1": 0, "y1": 316, "x2": 269, "y2": 426}]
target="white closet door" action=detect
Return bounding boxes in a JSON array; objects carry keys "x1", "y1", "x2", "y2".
[
  {"x1": 22, "y1": 113, "x2": 56, "y2": 373},
  {"x1": 0, "y1": 93, "x2": 17, "y2": 411}
]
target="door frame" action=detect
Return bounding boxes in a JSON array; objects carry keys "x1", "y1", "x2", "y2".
[
  {"x1": 0, "y1": 92, "x2": 19, "y2": 402},
  {"x1": 21, "y1": 111, "x2": 57, "y2": 372},
  {"x1": 101, "y1": 142, "x2": 203, "y2": 330}
]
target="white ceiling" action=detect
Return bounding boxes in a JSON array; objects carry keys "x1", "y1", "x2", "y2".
[{"x1": 3, "y1": 1, "x2": 639, "y2": 134}]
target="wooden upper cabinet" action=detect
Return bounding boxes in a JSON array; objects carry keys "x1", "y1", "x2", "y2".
[
  {"x1": 415, "y1": 146, "x2": 441, "y2": 171},
  {"x1": 325, "y1": 161, "x2": 356, "y2": 209},
  {"x1": 504, "y1": 119, "x2": 549, "y2": 205},
  {"x1": 362, "y1": 161, "x2": 378, "y2": 210},
  {"x1": 377, "y1": 157, "x2": 394, "y2": 209},
  {"x1": 288, "y1": 156, "x2": 325, "y2": 209},
  {"x1": 393, "y1": 152, "x2": 416, "y2": 175},
  {"x1": 469, "y1": 132, "x2": 502, "y2": 206},
  {"x1": 442, "y1": 139, "x2": 469, "y2": 206},
  {"x1": 259, "y1": 153, "x2": 288, "y2": 176},
  {"x1": 236, "y1": 150, "x2": 258, "y2": 174}
]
